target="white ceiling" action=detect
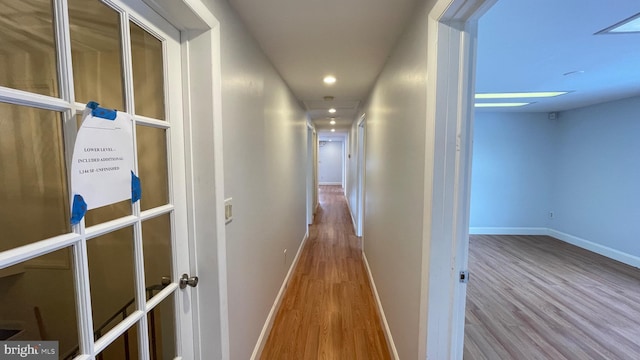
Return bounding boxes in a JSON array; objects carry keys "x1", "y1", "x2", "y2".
[
  {"x1": 228, "y1": 0, "x2": 420, "y2": 132},
  {"x1": 229, "y1": 0, "x2": 640, "y2": 128},
  {"x1": 476, "y1": 0, "x2": 640, "y2": 112}
]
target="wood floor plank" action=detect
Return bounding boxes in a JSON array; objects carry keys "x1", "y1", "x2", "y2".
[
  {"x1": 261, "y1": 186, "x2": 391, "y2": 359},
  {"x1": 465, "y1": 234, "x2": 640, "y2": 360}
]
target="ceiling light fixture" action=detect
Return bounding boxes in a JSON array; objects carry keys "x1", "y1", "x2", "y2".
[
  {"x1": 323, "y1": 75, "x2": 337, "y2": 84},
  {"x1": 474, "y1": 102, "x2": 530, "y2": 108},
  {"x1": 328, "y1": 108, "x2": 336, "y2": 113},
  {"x1": 330, "y1": 120, "x2": 336, "y2": 125},
  {"x1": 475, "y1": 92, "x2": 567, "y2": 99},
  {"x1": 596, "y1": 12, "x2": 640, "y2": 34},
  {"x1": 331, "y1": 129, "x2": 336, "y2": 132}
]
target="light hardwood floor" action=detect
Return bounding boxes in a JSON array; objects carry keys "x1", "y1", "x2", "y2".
[
  {"x1": 464, "y1": 234, "x2": 640, "y2": 360},
  {"x1": 261, "y1": 185, "x2": 390, "y2": 359}
]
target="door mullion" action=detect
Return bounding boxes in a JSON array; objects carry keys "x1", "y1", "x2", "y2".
[
  {"x1": 120, "y1": 9, "x2": 152, "y2": 360},
  {"x1": 73, "y1": 238, "x2": 96, "y2": 357},
  {"x1": 53, "y1": 0, "x2": 97, "y2": 358}
]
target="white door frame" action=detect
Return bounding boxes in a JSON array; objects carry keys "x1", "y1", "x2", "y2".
[
  {"x1": 139, "y1": 1, "x2": 230, "y2": 359},
  {"x1": 306, "y1": 121, "x2": 316, "y2": 225},
  {"x1": 355, "y1": 114, "x2": 366, "y2": 237},
  {"x1": 420, "y1": 0, "x2": 495, "y2": 359}
]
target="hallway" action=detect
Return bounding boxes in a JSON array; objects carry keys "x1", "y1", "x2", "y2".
[{"x1": 261, "y1": 186, "x2": 390, "y2": 359}]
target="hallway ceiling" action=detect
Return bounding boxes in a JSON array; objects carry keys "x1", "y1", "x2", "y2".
[
  {"x1": 228, "y1": 0, "x2": 420, "y2": 132},
  {"x1": 229, "y1": 0, "x2": 640, "y2": 127}
]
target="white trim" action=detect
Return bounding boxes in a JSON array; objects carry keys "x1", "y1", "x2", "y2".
[
  {"x1": 469, "y1": 227, "x2": 549, "y2": 235},
  {"x1": 468, "y1": 227, "x2": 640, "y2": 269},
  {"x1": 211, "y1": 23, "x2": 231, "y2": 359},
  {"x1": 0, "y1": 87, "x2": 72, "y2": 112},
  {"x1": 355, "y1": 114, "x2": 366, "y2": 237},
  {"x1": 0, "y1": 233, "x2": 80, "y2": 269},
  {"x1": 345, "y1": 199, "x2": 358, "y2": 236},
  {"x1": 548, "y1": 229, "x2": 640, "y2": 269},
  {"x1": 422, "y1": 1, "x2": 494, "y2": 359},
  {"x1": 93, "y1": 310, "x2": 145, "y2": 354},
  {"x1": 362, "y1": 253, "x2": 399, "y2": 360},
  {"x1": 319, "y1": 182, "x2": 343, "y2": 186},
  {"x1": 250, "y1": 232, "x2": 310, "y2": 360}
]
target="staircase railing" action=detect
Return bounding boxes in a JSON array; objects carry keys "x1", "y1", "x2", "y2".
[{"x1": 62, "y1": 283, "x2": 168, "y2": 360}]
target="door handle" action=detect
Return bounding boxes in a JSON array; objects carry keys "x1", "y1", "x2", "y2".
[{"x1": 179, "y1": 274, "x2": 199, "y2": 289}]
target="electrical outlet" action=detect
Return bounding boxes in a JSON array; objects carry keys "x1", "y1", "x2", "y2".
[{"x1": 549, "y1": 211, "x2": 554, "y2": 219}]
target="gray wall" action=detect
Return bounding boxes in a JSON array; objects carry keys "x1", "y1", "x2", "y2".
[
  {"x1": 358, "y1": 0, "x2": 437, "y2": 357},
  {"x1": 470, "y1": 112, "x2": 555, "y2": 229},
  {"x1": 318, "y1": 141, "x2": 343, "y2": 185},
  {"x1": 200, "y1": 0, "x2": 309, "y2": 358}
]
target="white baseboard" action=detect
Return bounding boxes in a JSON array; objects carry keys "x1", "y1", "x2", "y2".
[
  {"x1": 319, "y1": 182, "x2": 342, "y2": 186},
  {"x1": 345, "y1": 199, "x2": 358, "y2": 235},
  {"x1": 250, "y1": 231, "x2": 309, "y2": 359},
  {"x1": 470, "y1": 227, "x2": 640, "y2": 269},
  {"x1": 469, "y1": 227, "x2": 548, "y2": 235},
  {"x1": 362, "y1": 252, "x2": 399, "y2": 359},
  {"x1": 548, "y1": 229, "x2": 640, "y2": 269}
]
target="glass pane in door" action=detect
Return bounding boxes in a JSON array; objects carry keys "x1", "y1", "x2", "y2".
[
  {"x1": 69, "y1": 0, "x2": 125, "y2": 110},
  {"x1": 0, "y1": 102, "x2": 69, "y2": 252},
  {"x1": 141, "y1": 214, "x2": 172, "y2": 299},
  {"x1": 87, "y1": 227, "x2": 136, "y2": 338},
  {"x1": 0, "y1": 248, "x2": 78, "y2": 358},
  {"x1": 148, "y1": 296, "x2": 176, "y2": 359},
  {"x1": 131, "y1": 22, "x2": 165, "y2": 120},
  {"x1": 136, "y1": 125, "x2": 169, "y2": 211},
  {"x1": 0, "y1": 0, "x2": 59, "y2": 97},
  {"x1": 98, "y1": 322, "x2": 139, "y2": 360}
]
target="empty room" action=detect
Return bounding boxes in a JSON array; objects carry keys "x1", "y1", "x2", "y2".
[{"x1": 465, "y1": 0, "x2": 640, "y2": 359}]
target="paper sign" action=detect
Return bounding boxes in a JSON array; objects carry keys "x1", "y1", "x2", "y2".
[{"x1": 71, "y1": 103, "x2": 135, "y2": 213}]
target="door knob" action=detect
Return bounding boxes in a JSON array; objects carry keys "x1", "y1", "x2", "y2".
[{"x1": 179, "y1": 274, "x2": 199, "y2": 289}]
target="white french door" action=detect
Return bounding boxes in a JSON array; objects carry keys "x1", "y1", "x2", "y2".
[{"x1": 0, "y1": 0, "x2": 194, "y2": 359}]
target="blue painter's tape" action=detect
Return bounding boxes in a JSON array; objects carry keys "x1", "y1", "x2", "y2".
[
  {"x1": 132, "y1": 171, "x2": 141, "y2": 203},
  {"x1": 86, "y1": 101, "x2": 117, "y2": 120},
  {"x1": 71, "y1": 194, "x2": 88, "y2": 225}
]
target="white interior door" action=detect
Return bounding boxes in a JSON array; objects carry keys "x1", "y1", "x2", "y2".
[{"x1": 0, "y1": 0, "x2": 194, "y2": 359}]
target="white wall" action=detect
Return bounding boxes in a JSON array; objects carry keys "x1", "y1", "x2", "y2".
[
  {"x1": 470, "y1": 112, "x2": 555, "y2": 230},
  {"x1": 471, "y1": 96, "x2": 640, "y2": 260},
  {"x1": 552, "y1": 97, "x2": 640, "y2": 258},
  {"x1": 359, "y1": 0, "x2": 437, "y2": 357},
  {"x1": 199, "y1": 1, "x2": 309, "y2": 358},
  {"x1": 318, "y1": 141, "x2": 343, "y2": 185}
]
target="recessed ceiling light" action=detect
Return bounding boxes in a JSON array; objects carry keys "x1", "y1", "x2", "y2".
[
  {"x1": 475, "y1": 102, "x2": 530, "y2": 108},
  {"x1": 328, "y1": 108, "x2": 336, "y2": 113},
  {"x1": 330, "y1": 120, "x2": 336, "y2": 125},
  {"x1": 331, "y1": 129, "x2": 336, "y2": 132},
  {"x1": 596, "y1": 12, "x2": 640, "y2": 34},
  {"x1": 475, "y1": 92, "x2": 567, "y2": 99},
  {"x1": 323, "y1": 75, "x2": 337, "y2": 84}
]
